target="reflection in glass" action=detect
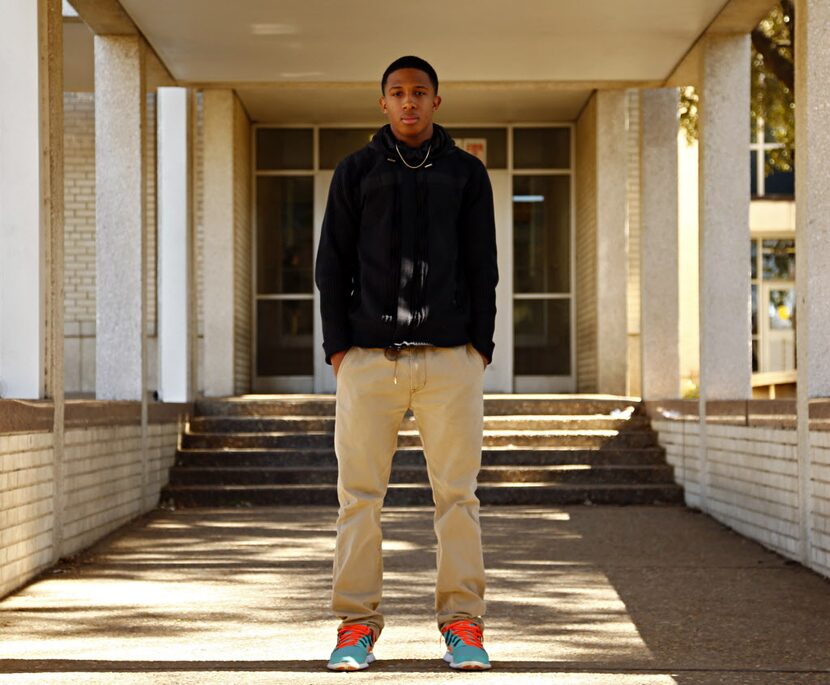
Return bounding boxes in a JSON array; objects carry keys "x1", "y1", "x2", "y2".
[
  {"x1": 751, "y1": 240, "x2": 758, "y2": 280},
  {"x1": 763, "y1": 158, "x2": 794, "y2": 196},
  {"x1": 256, "y1": 128, "x2": 313, "y2": 170},
  {"x1": 752, "y1": 338, "x2": 759, "y2": 373},
  {"x1": 319, "y1": 129, "x2": 375, "y2": 169},
  {"x1": 257, "y1": 300, "x2": 313, "y2": 376},
  {"x1": 513, "y1": 176, "x2": 570, "y2": 293},
  {"x1": 444, "y1": 128, "x2": 508, "y2": 169},
  {"x1": 257, "y1": 176, "x2": 313, "y2": 295},
  {"x1": 514, "y1": 299, "x2": 570, "y2": 375},
  {"x1": 750, "y1": 150, "x2": 758, "y2": 197},
  {"x1": 751, "y1": 285, "x2": 758, "y2": 335},
  {"x1": 762, "y1": 239, "x2": 795, "y2": 280},
  {"x1": 768, "y1": 288, "x2": 795, "y2": 330},
  {"x1": 513, "y1": 127, "x2": 570, "y2": 169}
]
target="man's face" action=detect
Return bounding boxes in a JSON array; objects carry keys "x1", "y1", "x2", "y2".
[{"x1": 379, "y1": 68, "x2": 442, "y2": 146}]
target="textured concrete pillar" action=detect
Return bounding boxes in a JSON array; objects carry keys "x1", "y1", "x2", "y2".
[
  {"x1": 0, "y1": 0, "x2": 63, "y2": 400},
  {"x1": 794, "y1": 0, "x2": 830, "y2": 563},
  {"x1": 595, "y1": 90, "x2": 628, "y2": 395},
  {"x1": 157, "y1": 87, "x2": 193, "y2": 402},
  {"x1": 94, "y1": 35, "x2": 147, "y2": 400},
  {"x1": 202, "y1": 89, "x2": 236, "y2": 397},
  {"x1": 639, "y1": 89, "x2": 680, "y2": 399},
  {"x1": 697, "y1": 35, "x2": 752, "y2": 402}
]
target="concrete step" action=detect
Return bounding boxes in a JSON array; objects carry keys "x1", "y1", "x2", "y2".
[
  {"x1": 174, "y1": 446, "x2": 669, "y2": 468},
  {"x1": 169, "y1": 394, "x2": 679, "y2": 508},
  {"x1": 159, "y1": 482, "x2": 685, "y2": 507},
  {"x1": 181, "y1": 429, "x2": 658, "y2": 450},
  {"x1": 187, "y1": 414, "x2": 654, "y2": 434},
  {"x1": 194, "y1": 395, "x2": 643, "y2": 418},
  {"x1": 167, "y1": 464, "x2": 676, "y2": 486}
]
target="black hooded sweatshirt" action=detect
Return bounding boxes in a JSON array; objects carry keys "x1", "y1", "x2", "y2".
[{"x1": 314, "y1": 122, "x2": 499, "y2": 365}]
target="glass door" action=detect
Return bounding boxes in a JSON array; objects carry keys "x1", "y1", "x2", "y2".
[
  {"x1": 751, "y1": 237, "x2": 796, "y2": 374},
  {"x1": 253, "y1": 127, "x2": 315, "y2": 391},
  {"x1": 511, "y1": 126, "x2": 574, "y2": 392},
  {"x1": 253, "y1": 124, "x2": 576, "y2": 393}
]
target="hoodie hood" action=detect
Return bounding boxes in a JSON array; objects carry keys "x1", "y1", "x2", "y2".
[{"x1": 369, "y1": 123, "x2": 456, "y2": 163}]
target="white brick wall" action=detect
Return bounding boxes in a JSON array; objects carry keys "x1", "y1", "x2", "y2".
[
  {"x1": 192, "y1": 92, "x2": 207, "y2": 393},
  {"x1": 0, "y1": 421, "x2": 179, "y2": 599},
  {"x1": 810, "y1": 430, "x2": 830, "y2": 574},
  {"x1": 654, "y1": 419, "x2": 829, "y2": 578},
  {"x1": 0, "y1": 432, "x2": 55, "y2": 598}
]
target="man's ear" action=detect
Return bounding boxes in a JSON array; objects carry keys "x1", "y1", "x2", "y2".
[
  {"x1": 378, "y1": 95, "x2": 387, "y2": 113},
  {"x1": 432, "y1": 95, "x2": 442, "y2": 111}
]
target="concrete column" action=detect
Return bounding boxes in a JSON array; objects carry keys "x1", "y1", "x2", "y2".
[
  {"x1": 0, "y1": 0, "x2": 64, "y2": 400},
  {"x1": 595, "y1": 90, "x2": 628, "y2": 395},
  {"x1": 639, "y1": 89, "x2": 680, "y2": 399},
  {"x1": 157, "y1": 87, "x2": 193, "y2": 402},
  {"x1": 696, "y1": 34, "x2": 752, "y2": 511},
  {"x1": 697, "y1": 35, "x2": 752, "y2": 402},
  {"x1": 94, "y1": 35, "x2": 147, "y2": 400},
  {"x1": 202, "y1": 89, "x2": 236, "y2": 397},
  {"x1": 794, "y1": 0, "x2": 830, "y2": 563}
]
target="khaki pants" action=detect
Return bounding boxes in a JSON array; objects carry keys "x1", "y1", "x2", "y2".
[{"x1": 332, "y1": 342, "x2": 487, "y2": 638}]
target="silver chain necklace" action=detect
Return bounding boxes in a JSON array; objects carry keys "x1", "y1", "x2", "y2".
[{"x1": 395, "y1": 142, "x2": 432, "y2": 169}]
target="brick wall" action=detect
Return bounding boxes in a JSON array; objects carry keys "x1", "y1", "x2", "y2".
[
  {"x1": 0, "y1": 416, "x2": 180, "y2": 599},
  {"x1": 194, "y1": 92, "x2": 206, "y2": 393},
  {"x1": 63, "y1": 93, "x2": 97, "y2": 326},
  {"x1": 0, "y1": 433, "x2": 55, "y2": 596},
  {"x1": 654, "y1": 418, "x2": 829, "y2": 578},
  {"x1": 575, "y1": 94, "x2": 598, "y2": 392},
  {"x1": 61, "y1": 422, "x2": 177, "y2": 555},
  {"x1": 810, "y1": 431, "x2": 830, "y2": 573},
  {"x1": 232, "y1": 97, "x2": 251, "y2": 395},
  {"x1": 625, "y1": 89, "x2": 642, "y2": 397}
]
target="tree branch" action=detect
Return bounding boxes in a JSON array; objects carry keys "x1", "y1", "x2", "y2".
[{"x1": 751, "y1": 27, "x2": 794, "y2": 91}]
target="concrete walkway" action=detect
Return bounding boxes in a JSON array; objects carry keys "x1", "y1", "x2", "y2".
[{"x1": 1, "y1": 505, "x2": 829, "y2": 684}]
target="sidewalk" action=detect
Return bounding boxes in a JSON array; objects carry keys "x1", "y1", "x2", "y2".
[{"x1": 1, "y1": 505, "x2": 829, "y2": 684}]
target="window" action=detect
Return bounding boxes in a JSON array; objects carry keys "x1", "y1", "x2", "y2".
[
  {"x1": 750, "y1": 118, "x2": 794, "y2": 199},
  {"x1": 751, "y1": 238, "x2": 796, "y2": 373},
  {"x1": 512, "y1": 126, "x2": 572, "y2": 378}
]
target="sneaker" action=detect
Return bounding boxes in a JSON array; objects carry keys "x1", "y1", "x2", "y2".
[
  {"x1": 441, "y1": 619, "x2": 491, "y2": 670},
  {"x1": 326, "y1": 624, "x2": 376, "y2": 671}
]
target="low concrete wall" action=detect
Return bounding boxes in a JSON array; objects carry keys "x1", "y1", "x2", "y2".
[
  {"x1": 0, "y1": 400, "x2": 188, "y2": 599},
  {"x1": 648, "y1": 399, "x2": 830, "y2": 579}
]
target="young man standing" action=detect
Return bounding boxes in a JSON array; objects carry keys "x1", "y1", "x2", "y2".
[{"x1": 314, "y1": 55, "x2": 498, "y2": 671}]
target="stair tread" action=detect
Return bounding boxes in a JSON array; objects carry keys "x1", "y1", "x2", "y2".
[
  {"x1": 177, "y1": 445, "x2": 664, "y2": 453},
  {"x1": 171, "y1": 464, "x2": 670, "y2": 472},
  {"x1": 185, "y1": 428, "x2": 650, "y2": 437},
  {"x1": 192, "y1": 413, "x2": 642, "y2": 420},
  {"x1": 170, "y1": 396, "x2": 679, "y2": 506},
  {"x1": 164, "y1": 482, "x2": 681, "y2": 491}
]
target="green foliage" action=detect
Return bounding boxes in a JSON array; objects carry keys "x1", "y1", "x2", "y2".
[
  {"x1": 678, "y1": 2, "x2": 794, "y2": 174},
  {"x1": 751, "y1": 4, "x2": 794, "y2": 173},
  {"x1": 678, "y1": 87, "x2": 699, "y2": 145}
]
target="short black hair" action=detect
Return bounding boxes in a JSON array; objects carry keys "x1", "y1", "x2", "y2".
[{"x1": 381, "y1": 56, "x2": 439, "y2": 94}]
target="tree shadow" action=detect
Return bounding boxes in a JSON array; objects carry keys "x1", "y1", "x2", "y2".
[{"x1": 1, "y1": 505, "x2": 829, "y2": 683}]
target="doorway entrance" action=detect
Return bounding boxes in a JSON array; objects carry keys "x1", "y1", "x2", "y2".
[{"x1": 252, "y1": 124, "x2": 575, "y2": 393}]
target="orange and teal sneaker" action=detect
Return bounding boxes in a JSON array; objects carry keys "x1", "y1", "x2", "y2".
[
  {"x1": 326, "y1": 624, "x2": 376, "y2": 671},
  {"x1": 441, "y1": 619, "x2": 491, "y2": 670}
]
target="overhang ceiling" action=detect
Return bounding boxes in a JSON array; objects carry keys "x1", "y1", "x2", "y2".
[{"x1": 66, "y1": 0, "x2": 761, "y2": 122}]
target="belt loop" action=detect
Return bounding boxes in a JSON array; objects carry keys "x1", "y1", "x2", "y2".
[{"x1": 385, "y1": 344, "x2": 402, "y2": 384}]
